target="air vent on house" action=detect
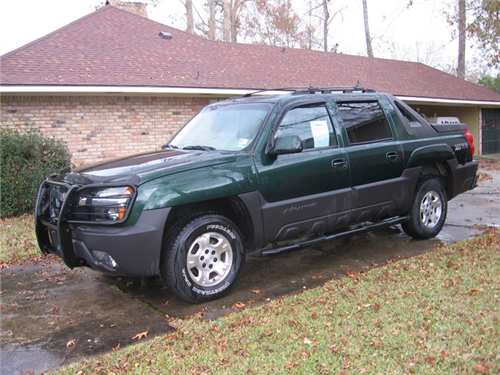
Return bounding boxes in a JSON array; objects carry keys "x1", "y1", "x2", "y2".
[{"x1": 159, "y1": 31, "x2": 173, "y2": 40}]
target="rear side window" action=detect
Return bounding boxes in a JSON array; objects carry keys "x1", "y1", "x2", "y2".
[
  {"x1": 337, "y1": 101, "x2": 393, "y2": 144},
  {"x1": 276, "y1": 104, "x2": 337, "y2": 149},
  {"x1": 394, "y1": 101, "x2": 422, "y2": 128}
]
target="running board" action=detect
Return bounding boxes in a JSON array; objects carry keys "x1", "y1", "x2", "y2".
[{"x1": 260, "y1": 216, "x2": 409, "y2": 256}]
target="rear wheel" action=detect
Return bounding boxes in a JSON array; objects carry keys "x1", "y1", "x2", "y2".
[
  {"x1": 402, "y1": 177, "x2": 447, "y2": 239},
  {"x1": 162, "y1": 214, "x2": 243, "y2": 303}
]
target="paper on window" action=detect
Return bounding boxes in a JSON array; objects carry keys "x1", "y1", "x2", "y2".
[
  {"x1": 238, "y1": 138, "x2": 250, "y2": 148},
  {"x1": 310, "y1": 120, "x2": 329, "y2": 147}
]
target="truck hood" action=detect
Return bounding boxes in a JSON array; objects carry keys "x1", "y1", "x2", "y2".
[{"x1": 64, "y1": 149, "x2": 239, "y2": 185}]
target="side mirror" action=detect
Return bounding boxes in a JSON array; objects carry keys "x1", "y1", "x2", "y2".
[{"x1": 269, "y1": 135, "x2": 303, "y2": 156}]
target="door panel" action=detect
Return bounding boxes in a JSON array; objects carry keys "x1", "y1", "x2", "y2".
[
  {"x1": 260, "y1": 187, "x2": 351, "y2": 242},
  {"x1": 257, "y1": 148, "x2": 351, "y2": 242},
  {"x1": 255, "y1": 102, "x2": 352, "y2": 243},
  {"x1": 336, "y1": 101, "x2": 404, "y2": 220}
]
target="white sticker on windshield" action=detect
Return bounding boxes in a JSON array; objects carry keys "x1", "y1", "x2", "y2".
[
  {"x1": 310, "y1": 120, "x2": 330, "y2": 148},
  {"x1": 238, "y1": 138, "x2": 250, "y2": 148}
]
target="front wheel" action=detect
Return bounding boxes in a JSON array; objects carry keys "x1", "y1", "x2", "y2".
[
  {"x1": 162, "y1": 214, "x2": 243, "y2": 303},
  {"x1": 402, "y1": 177, "x2": 447, "y2": 239}
]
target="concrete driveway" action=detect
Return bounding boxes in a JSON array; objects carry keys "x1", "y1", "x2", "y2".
[{"x1": 2, "y1": 169, "x2": 499, "y2": 374}]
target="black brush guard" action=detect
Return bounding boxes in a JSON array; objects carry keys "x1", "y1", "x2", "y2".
[{"x1": 35, "y1": 179, "x2": 81, "y2": 268}]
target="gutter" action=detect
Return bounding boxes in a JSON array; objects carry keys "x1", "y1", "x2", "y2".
[
  {"x1": 1, "y1": 85, "x2": 499, "y2": 106},
  {"x1": 0, "y1": 85, "x2": 287, "y2": 97},
  {"x1": 397, "y1": 95, "x2": 500, "y2": 107}
]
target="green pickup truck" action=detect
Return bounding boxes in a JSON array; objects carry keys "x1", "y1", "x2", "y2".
[{"x1": 35, "y1": 88, "x2": 478, "y2": 302}]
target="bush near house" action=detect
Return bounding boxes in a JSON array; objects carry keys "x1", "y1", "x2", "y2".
[{"x1": 0, "y1": 129, "x2": 71, "y2": 217}]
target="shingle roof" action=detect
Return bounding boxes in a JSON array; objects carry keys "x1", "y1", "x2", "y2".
[{"x1": 1, "y1": 5, "x2": 499, "y2": 102}]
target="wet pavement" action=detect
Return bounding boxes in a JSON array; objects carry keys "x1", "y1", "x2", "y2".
[
  {"x1": 1, "y1": 263, "x2": 174, "y2": 374},
  {"x1": 1, "y1": 169, "x2": 499, "y2": 374}
]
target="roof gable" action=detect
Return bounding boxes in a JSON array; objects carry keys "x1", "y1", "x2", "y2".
[{"x1": 1, "y1": 5, "x2": 499, "y2": 103}]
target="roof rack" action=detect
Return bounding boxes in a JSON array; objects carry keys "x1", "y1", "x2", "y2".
[
  {"x1": 241, "y1": 88, "x2": 300, "y2": 97},
  {"x1": 240, "y1": 86, "x2": 375, "y2": 98},
  {"x1": 291, "y1": 86, "x2": 375, "y2": 95}
]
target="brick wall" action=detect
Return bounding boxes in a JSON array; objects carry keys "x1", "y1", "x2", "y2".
[{"x1": 0, "y1": 95, "x2": 211, "y2": 166}]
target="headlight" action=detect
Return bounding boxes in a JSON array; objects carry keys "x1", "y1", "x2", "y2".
[{"x1": 71, "y1": 186, "x2": 135, "y2": 223}]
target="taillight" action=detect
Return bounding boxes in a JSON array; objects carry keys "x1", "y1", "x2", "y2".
[{"x1": 464, "y1": 130, "x2": 475, "y2": 158}]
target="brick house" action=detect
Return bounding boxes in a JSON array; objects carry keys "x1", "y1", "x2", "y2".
[{"x1": 1, "y1": 3, "x2": 499, "y2": 166}]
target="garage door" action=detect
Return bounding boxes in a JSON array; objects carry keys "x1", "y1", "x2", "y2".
[{"x1": 482, "y1": 109, "x2": 500, "y2": 154}]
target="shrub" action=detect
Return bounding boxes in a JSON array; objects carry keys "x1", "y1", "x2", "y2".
[{"x1": 1, "y1": 129, "x2": 71, "y2": 217}]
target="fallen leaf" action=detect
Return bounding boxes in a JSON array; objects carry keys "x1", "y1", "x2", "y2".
[
  {"x1": 66, "y1": 339, "x2": 76, "y2": 348},
  {"x1": 473, "y1": 363, "x2": 490, "y2": 374},
  {"x1": 468, "y1": 288, "x2": 481, "y2": 296},
  {"x1": 284, "y1": 362, "x2": 298, "y2": 370},
  {"x1": 132, "y1": 330, "x2": 148, "y2": 340},
  {"x1": 425, "y1": 356, "x2": 436, "y2": 366},
  {"x1": 233, "y1": 302, "x2": 246, "y2": 309}
]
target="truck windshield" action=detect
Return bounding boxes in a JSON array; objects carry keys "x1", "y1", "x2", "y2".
[{"x1": 169, "y1": 103, "x2": 271, "y2": 151}]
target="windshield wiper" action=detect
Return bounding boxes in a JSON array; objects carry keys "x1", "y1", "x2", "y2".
[
  {"x1": 162, "y1": 143, "x2": 179, "y2": 150},
  {"x1": 182, "y1": 145, "x2": 217, "y2": 151}
]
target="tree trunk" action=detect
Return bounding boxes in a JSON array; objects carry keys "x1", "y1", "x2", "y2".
[
  {"x1": 323, "y1": 0, "x2": 330, "y2": 52},
  {"x1": 230, "y1": 7, "x2": 238, "y2": 43},
  {"x1": 457, "y1": 0, "x2": 466, "y2": 79},
  {"x1": 362, "y1": 0, "x2": 373, "y2": 57},
  {"x1": 185, "y1": 0, "x2": 194, "y2": 34},
  {"x1": 208, "y1": 0, "x2": 216, "y2": 40},
  {"x1": 223, "y1": 0, "x2": 231, "y2": 42}
]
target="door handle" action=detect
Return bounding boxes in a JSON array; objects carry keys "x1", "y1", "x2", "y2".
[
  {"x1": 331, "y1": 158, "x2": 347, "y2": 168},
  {"x1": 386, "y1": 152, "x2": 400, "y2": 161}
]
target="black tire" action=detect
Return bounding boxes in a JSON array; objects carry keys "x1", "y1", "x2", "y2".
[
  {"x1": 402, "y1": 177, "x2": 447, "y2": 239},
  {"x1": 162, "y1": 214, "x2": 244, "y2": 303}
]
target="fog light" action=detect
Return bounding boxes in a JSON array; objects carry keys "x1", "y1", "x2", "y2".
[{"x1": 93, "y1": 250, "x2": 118, "y2": 269}]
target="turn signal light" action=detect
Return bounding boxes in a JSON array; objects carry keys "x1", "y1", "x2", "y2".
[{"x1": 118, "y1": 206, "x2": 127, "y2": 221}]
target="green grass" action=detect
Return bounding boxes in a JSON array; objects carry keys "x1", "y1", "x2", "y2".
[
  {"x1": 58, "y1": 230, "x2": 500, "y2": 375},
  {"x1": 0, "y1": 214, "x2": 41, "y2": 265}
]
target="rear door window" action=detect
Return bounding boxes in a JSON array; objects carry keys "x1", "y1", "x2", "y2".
[{"x1": 337, "y1": 101, "x2": 393, "y2": 144}]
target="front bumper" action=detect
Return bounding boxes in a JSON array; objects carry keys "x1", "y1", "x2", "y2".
[{"x1": 35, "y1": 180, "x2": 170, "y2": 276}]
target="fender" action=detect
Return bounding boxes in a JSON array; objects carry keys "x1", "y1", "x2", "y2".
[
  {"x1": 406, "y1": 143, "x2": 455, "y2": 168},
  {"x1": 136, "y1": 161, "x2": 256, "y2": 211}
]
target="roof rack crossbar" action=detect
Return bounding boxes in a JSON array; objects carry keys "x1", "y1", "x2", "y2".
[
  {"x1": 241, "y1": 87, "x2": 301, "y2": 97},
  {"x1": 235, "y1": 86, "x2": 376, "y2": 99},
  {"x1": 291, "y1": 86, "x2": 375, "y2": 95}
]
